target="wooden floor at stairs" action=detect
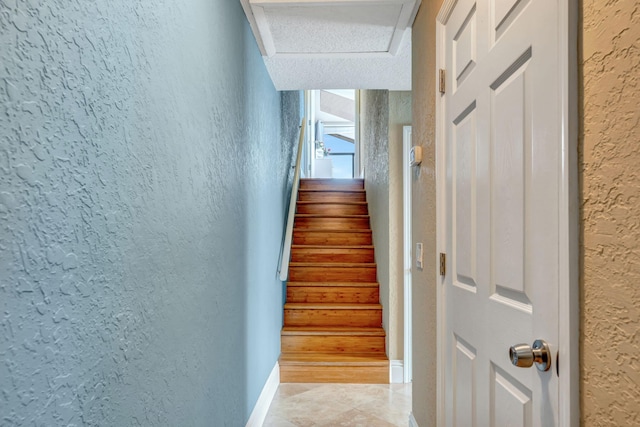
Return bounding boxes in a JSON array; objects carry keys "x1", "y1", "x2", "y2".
[{"x1": 279, "y1": 178, "x2": 389, "y2": 384}]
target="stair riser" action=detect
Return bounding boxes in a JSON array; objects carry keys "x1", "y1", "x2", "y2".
[
  {"x1": 284, "y1": 309, "x2": 382, "y2": 327},
  {"x1": 293, "y1": 231, "x2": 372, "y2": 246},
  {"x1": 290, "y1": 248, "x2": 374, "y2": 263},
  {"x1": 281, "y1": 336, "x2": 385, "y2": 354},
  {"x1": 297, "y1": 203, "x2": 369, "y2": 215},
  {"x1": 289, "y1": 266, "x2": 377, "y2": 282},
  {"x1": 280, "y1": 365, "x2": 388, "y2": 384},
  {"x1": 299, "y1": 180, "x2": 364, "y2": 191},
  {"x1": 294, "y1": 217, "x2": 370, "y2": 230},
  {"x1": 287, "y1": 287, "x2": 379, "y2": 304},
  {"x1": 298, "y1": 191, "x2": 366, "y2": 202}
]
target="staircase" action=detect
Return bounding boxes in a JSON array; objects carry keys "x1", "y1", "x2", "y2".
[{"x1": 279, "y1": 178, "x2": 389, "y2": 383}]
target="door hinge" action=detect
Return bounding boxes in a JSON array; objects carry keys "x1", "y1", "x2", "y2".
[
  {"x1": 439, "y1": 252, "x2": 446, "y2": 276},
  {"x1": 439, "y1": 69, "x2": 446, "y2": 94}
]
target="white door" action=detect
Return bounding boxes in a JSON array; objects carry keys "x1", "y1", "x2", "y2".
[{"x1": 439, "y1": 0, "x2": 570, "y2": 425}]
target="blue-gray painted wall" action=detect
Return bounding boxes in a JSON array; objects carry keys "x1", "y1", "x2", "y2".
[{"x1": 0, "y1": 1, "x2": 299, "y2": 424}]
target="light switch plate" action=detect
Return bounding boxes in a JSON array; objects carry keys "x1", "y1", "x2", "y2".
[
  {"x1": 416, "y1": 242, "x2": 423, "y2": 269},
  {"x1": 410, "y1": 146, "x2": 423, "y2": 166}
]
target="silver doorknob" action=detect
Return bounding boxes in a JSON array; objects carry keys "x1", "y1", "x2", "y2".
[{"x1": 509, "y1": 339, "x2": 551, "y2": 371}]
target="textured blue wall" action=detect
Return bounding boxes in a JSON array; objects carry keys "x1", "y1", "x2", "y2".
[{"x1": 0, "y1": 1, "x2": 298, "y2": 424}]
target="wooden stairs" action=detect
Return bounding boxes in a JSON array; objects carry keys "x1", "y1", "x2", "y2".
[{"x1": 279, "y1": 178, "x2": 388, "y2": 383}]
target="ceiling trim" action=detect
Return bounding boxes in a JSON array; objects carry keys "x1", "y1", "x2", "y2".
[
  {"x1": 266, "y1": 51, "x2": 396, "y2": 59},
  {"x1": 240, "y1": 0, "x2": 268, "y2": 54},
  {"x1": 387, "y1": 1, "x2": 417, "y2": 54},
  {"x1": 251, "y1": 0, "x2": 408, "y2": 5}
]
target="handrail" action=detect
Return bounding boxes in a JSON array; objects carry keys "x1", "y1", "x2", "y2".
[{"x1": 279, "y1": 118, "x2": 306, "y2": 281}]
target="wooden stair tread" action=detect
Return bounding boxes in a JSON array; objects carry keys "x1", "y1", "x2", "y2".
[
  {"x1": 279, "y1": 352, "x2": 388, "y2": 366},
  {"x1": 300, "y1": 178, "x2": 364, "y2": 182},
  {"x1": 295, "y1": 214, "x2": 370, "y2": 219},
  {"x1": 286, "y1": 281, "x2": 379, "y2": 287},
  {"x1": 294, "y1": 228, "x2": 371, "y2": 233},
  {"x1": 299, "y1": 189, "x2": 366, "y2": 193},
  {"x1": 290, "y1": 262, "x2": 376, "y2": 267},
  {"x1": 294, "y1": 215, "x2": 371, "y2": 231},
  {"x1": 291, "y1": 245, "x2": 373, "y2": 249},
  {"x1": 295, "y1": 203, "x2": 370, "y2": 215},
  {"x1": 300, "y1": 180, "x2": 364, "y2": 185},
  {"x1": 285, "y1": 303, "x2": 382, "y2": 310},
  {"x1": 297, "y1": 201, "x2": 367, "y2": 205},
  {"x1": 282, "y1": 326, "x2": 385, "y2": 336}
]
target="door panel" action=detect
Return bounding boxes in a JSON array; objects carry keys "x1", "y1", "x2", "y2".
[
  {"x1": 442, "y1": 0, "x2": 561, "y2": 425},
  {"x1": 492, "y1": 0, "x2": 532, "y2": 42},
  {"x1": 453, "y1": 335, "x2": 477, "y2": 427},
  {"x1": 453, "y1": 102, "x2": 478, "y2": 290},
  {"x1": 491, "y1": 364, "x2": 532, "y2": 427},
  {"x1": 490, "y1": 51, "x2": 530, "y2": 305},
  {"x1": 454, "y1": 5, "x2": 477, "y2": 87}
]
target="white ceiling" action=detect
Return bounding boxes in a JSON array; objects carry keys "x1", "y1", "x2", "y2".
[{"x1": 240, "y1": 0, "x2": 421, "y2": 90}]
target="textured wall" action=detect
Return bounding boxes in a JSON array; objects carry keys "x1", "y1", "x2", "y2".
[
  {"x1": 0, "y1": 1, "x2": 298, "y2": 425},
  {"x1": 360, "y1": 90, "x2": 391, "y2": 356},
  {"x1": 580, "y1": 0, "x2": 640, "y2": 424},
  {"x1": 361, "y1": 90, "x2": 411, "y2": 363},
  {"x1": 388, "y1": 91, "x2": 412, "y2": 360},
  {"x1": 410, "y1": 0, "x2": 443, "y2": 425}
]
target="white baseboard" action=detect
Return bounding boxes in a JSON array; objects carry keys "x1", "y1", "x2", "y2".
[
  {"x1": 409, "y1": 412, "x2": 419, "y2": 427},
  {"x1": 390, "y1": 360, "x2": 404, "y2": 384},
  {"x1": 246, "y1": 362, "x2": 280, "y2": 427}
]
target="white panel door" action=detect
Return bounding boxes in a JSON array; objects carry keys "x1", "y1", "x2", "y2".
[{"x1": 441, "y1": 0, "x2": 563, "y2": 425}]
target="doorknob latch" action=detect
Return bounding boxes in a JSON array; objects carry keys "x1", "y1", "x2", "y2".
[{"x1": 509, "y1": 339, "x2": 551, "y2": 371}]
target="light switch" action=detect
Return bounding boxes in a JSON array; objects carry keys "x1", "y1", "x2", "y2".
[{"x1": 416, "y1": 243, "x2": 423, "y2": 269}]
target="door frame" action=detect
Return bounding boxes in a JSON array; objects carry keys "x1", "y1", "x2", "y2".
[
  {"x1": 403, "y1": 125, "x2": 413, "y2": 383},
  {"x1": 306, "y1": 89, "x2": 360, "y2": 179},
  {"x1": 304, "y1": 90, "x2": 315, "y2": 178},
  {"x1": 355, "y1": 90, "x2": 362, "y2": 178},
  {"x1": 434, "y1": 1, "x2": 580, "y2": 425}
]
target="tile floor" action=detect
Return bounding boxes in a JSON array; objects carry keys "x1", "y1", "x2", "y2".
[{"x1": 263, "y1": 383, "x2": 412, "y2": 427}]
